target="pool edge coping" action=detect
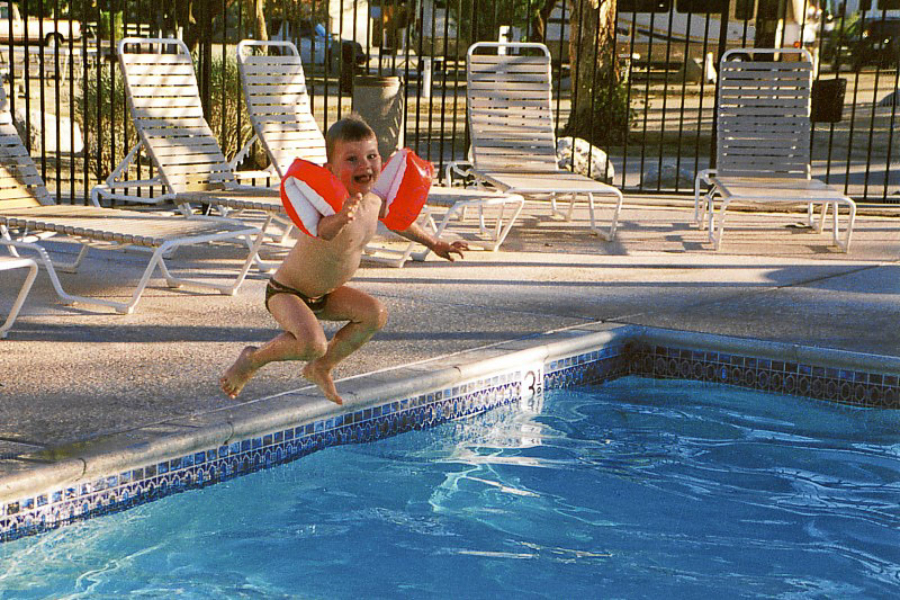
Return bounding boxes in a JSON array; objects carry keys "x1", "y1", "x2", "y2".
[
  {"x1": 0, "y1": 322, "x2": 629, "y2": 504},
  {"x1": 2, "y1": 322, "x2": 899, "y2": 507}
]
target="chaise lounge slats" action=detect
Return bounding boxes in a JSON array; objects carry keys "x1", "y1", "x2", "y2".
[
  {"x1": 0, "y1": 84, "x2": 264, "y2": 314},
  {"x1": 464, "y1": 41, "x2": 624, "y2": 241},
  {"x1": 91, "y1": 37, "x2": 284, "y2": 273},
  {"x1": 693, "y1": 48, "x2": 856, "y2": 251},
  {"x1": 236, "y1": 40, "x2": 328, "y2": 171},
  {"x1": 1, "y1": 205, "x2": 255, "y2": 247}
]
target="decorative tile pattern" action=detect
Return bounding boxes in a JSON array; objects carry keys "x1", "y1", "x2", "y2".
[
  {"x1": 1, "y1": 339, "x2": 896, "y2": 543},
  {"x1": 627, "y1": 344, "x2": 900, "y2": 410},
  {"x1": 544, "y1": 344, "x2": 630, "y2": 389}
]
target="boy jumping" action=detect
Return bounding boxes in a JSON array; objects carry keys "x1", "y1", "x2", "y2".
[{"x1": 220, "y1": 116, "x2": 466, "y2": 404}]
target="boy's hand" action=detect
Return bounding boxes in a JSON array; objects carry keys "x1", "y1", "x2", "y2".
[
  {"x1": 318, "y1": 193, "x2": 361, "y2": 240},
  {"x1": 338, "y1": 193, "x2": 362, "y2": 223},
  {"x1": 430, "y1": 239, "x2": 468, "y2": 262}
]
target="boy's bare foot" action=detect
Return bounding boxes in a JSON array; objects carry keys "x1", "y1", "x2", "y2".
[
  {"x1": 302, "y1": 361, "x2": 343, "y2": 405},
  {"x1": 220, "y1": 346, "x2": 259, "y2": 399}
]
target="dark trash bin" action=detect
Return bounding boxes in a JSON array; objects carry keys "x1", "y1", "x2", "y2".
[
  {"x1": 337, "y1": 40, "x2": 368, "y2": 94},
  {"x1": 339, "y1": 42, "x2": 356, "y2": 94},
  {"x1": 811, "y1": 78, "x2": 847, "y2": 123}
]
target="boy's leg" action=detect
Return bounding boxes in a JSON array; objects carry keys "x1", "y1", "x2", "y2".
[
  {"x1": 303, "y1": 286, "x2": 388, "y2": 404},
  {"x1": 220, "y1": 294, "x2": 328, "y2": 399}
]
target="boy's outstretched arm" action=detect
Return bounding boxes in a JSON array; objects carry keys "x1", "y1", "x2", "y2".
[{"x1": 396, "y1": 221, "x2": 468, "y2": 261}]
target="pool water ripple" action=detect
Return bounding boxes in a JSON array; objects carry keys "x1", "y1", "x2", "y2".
[{"x1": 1, "y1": 376, "x2": 898, "y2": 598}]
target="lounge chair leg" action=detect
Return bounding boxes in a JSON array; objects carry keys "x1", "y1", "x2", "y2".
[
  {"x1": 490, "y1": 198, "x2": 525, "y2": 250},
  {"x1": 810, "y1": 202, "x2": 828, "y2": 233},
  {"x1": 491, "y1": 205, "x2": 504, "y2": 239},
  {"x1": 566, "y1": 194, "x2": 576, "y2": 221},
  {"x1": 550, "y1": 196, "x2": 560, "y2": 217},
  {"x1": 152, "y1": 227, "x2": 266, "y2": 305},
  {"x1": 250, "y1": 214, "x2": 282, "y2": 273},
  {"x1": 831, "y1": 202, "x2": 840, "y2": 246},
  {"x1": 693, "y1": 170, "x2": 712, "y2": 227},
  {"x1": 155, "y1": 254, "x2": 182, "y2": 289},
  {"x1": 3, "y1": 239, "x2": 133, "y2": 312},
  {"x1": 841, "y1": 201, "x2": 856, "y2": 252},
  {"x1": 269, "y1": 218, "x2": 295, "y2": 245},
  {"x1": 51, "y1": 244, "x2": 90, "y2": 273},
  {"x1": 694, "y1": 174, "x2": 704, "y2": 226},
  {"x1": 235, "y1": 229, "x2": 268, "y2": 290},
  {"x1": 712, "y1": 201, "x2": 729, "y2": 250},
  {"x1": 586, "y1": 193, "x2": 597, "y2": 235},
  {"x1": 607, "y1": 189, "x2": 623, "y2": 241},
  {"x1": 0, "y1": 258, "x2": 38, "y2": 339}
]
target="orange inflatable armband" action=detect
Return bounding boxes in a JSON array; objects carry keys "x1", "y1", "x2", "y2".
[
  {"x1": 280, "y1": 158, "x2": 348, "y2": 237},
  {"x1": 371, "y1": 148, "x2": 434, "y2": 231}
]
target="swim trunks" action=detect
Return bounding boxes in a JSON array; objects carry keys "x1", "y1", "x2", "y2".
[{"x1": 265, "y1": 278, "x2": 329, "y2": 315}]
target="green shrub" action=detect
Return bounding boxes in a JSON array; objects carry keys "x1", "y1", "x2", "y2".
[
  {"x1": 97, "y1": 10, "x2": 124, "y2": 40},
  {"x1": 562, "y1": 81, "x2": 637, "y2": 147},
  {"x1": 205, "y1": 55, "x2": 257, "y2": 165},
  {"x1": 75, "y1": 65, "x2": 134, "y2": 181}
]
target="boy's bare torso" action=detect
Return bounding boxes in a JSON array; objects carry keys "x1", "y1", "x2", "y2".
[{"x1": 273, "y1": 193, "x2": 382, "y2": 297}]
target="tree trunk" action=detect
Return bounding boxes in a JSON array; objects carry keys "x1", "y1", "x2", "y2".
[
  {"x1": 252, "y1": 0, "x2": 268, "y2": 41},
  {"x1": 564, "y1": 0, "x2": 622, "y2": 144}
]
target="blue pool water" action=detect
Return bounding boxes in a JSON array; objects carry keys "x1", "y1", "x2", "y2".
[{"x1": 2, "y1": 376, "x2": 899, "y2": 599}]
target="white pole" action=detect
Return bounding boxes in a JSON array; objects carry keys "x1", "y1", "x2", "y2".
[
  {"x1": 422, "y1": 57, "x2": 432, "y2": 99},
  {"x1": 498, "y1": 25, "x2": 511, "y2": 54}
]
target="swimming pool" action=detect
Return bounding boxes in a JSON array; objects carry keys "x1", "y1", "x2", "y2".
[
  {"x1": 2, "y1": 376, "x2": 897, "y2": 597},
  {"x1": 2, "y1": 326, "x2": 899, "y2": 552}
]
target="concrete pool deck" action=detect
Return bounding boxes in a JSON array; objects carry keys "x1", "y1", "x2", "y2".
[{"x1": 1, "y1": 198, "x2": 899, "y2": 492}]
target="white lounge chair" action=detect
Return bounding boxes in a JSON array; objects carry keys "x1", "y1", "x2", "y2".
[
  {"x1": 236, "y1": 39, "x2": 525, "y2": 266},
  {"x1": 94, "y1": 37, "x2": 289, "y2": 262},
  {"x1": 465, "y1": 41, "x2": 624, "y2": 241},
  {"x1": 0, "y1": 255, "x2": 38, "y2": 338},
  {"x1": 235, "y1": 39, "x2": 328, "y2": 179},
  {"x1": 693, "y1": 48, "x2": 856, "y2": 251},
  {"x1": 0, "y1": 86, "x2": 263, "y2": 314}
]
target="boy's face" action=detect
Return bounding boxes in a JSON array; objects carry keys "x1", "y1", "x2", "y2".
[{"x1": 327, "y1": 136, "x2": 382, "y2": 196}]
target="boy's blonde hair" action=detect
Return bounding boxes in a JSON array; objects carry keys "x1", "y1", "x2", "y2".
[{"x1": 325, "y1": 114, "x2": 377, "y2": 162}]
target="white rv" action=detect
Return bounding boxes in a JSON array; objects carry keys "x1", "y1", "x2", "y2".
[{"x1": 617, "y1": 0, "x2": 824, "y2": 66}]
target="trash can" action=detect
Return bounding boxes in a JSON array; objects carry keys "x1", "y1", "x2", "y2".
[
  {"x1": 352, "y1": 75, "x2": 404, "y2": 160},
  {"x1": 339, "y1": 42, "x2": 357, "y2": 94},
  {"x1": 811, "y1": 78, "x2": 847, "y2": 123}
]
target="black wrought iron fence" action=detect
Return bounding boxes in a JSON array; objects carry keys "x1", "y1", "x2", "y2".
[{"x1": 1, "y1": 0, "x2": 897, "y2": 205}]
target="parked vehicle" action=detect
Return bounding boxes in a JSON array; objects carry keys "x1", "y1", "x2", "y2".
[
  {"x1": 269, "y1": 18, "x2": 367, "y2": 69},
  {"x1": 852, "y1": 17, "x2": 900, "y2": 69},
  {"x1": 0, "y1": 2, "x2": 81, "y2": 47}
]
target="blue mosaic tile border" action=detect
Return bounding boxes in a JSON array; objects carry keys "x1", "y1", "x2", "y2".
[
  {"x1": 628, "y1": 344, "x2": 900, "y2": 409},
  {"x1": 544, "y1": 344, "x2": 630, "y2": 390},
  {"x1": 3, "y1": 338, "x2": 896, "y2": 544}
]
